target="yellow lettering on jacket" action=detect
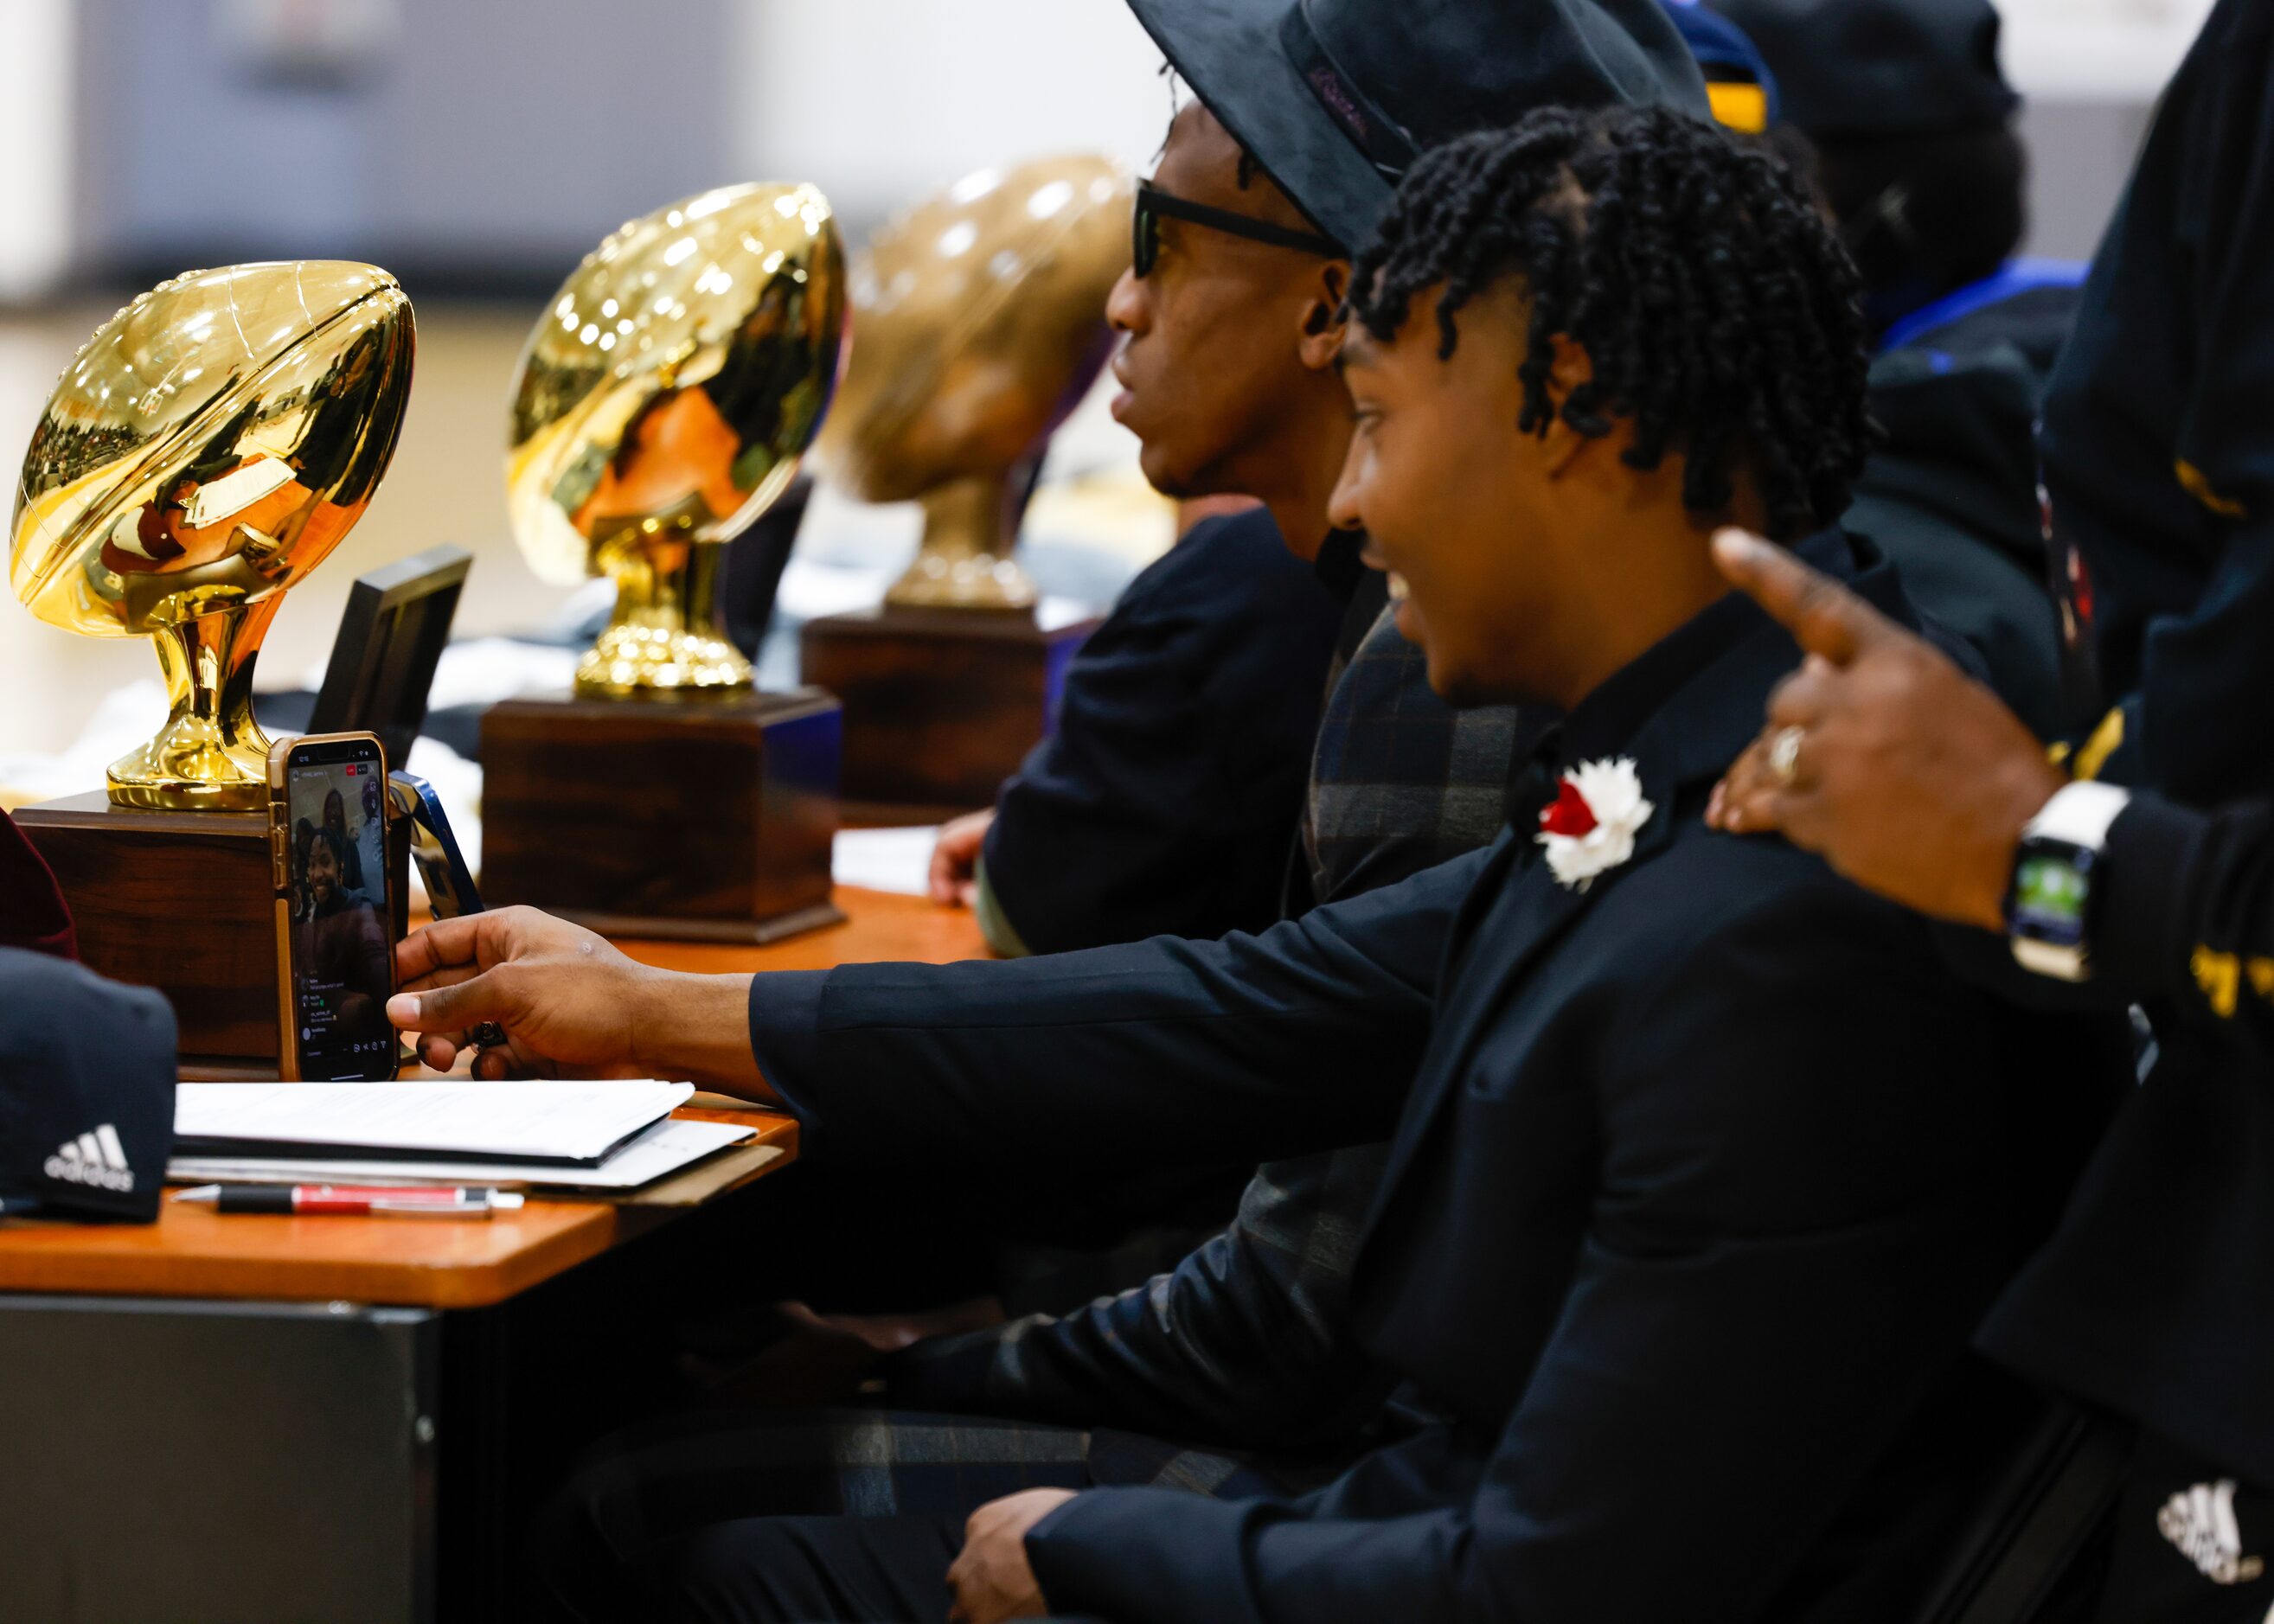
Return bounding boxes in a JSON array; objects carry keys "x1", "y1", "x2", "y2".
[
  {"x1": 2073, "y1": 708, "x2": 2125, "y2": 783},
  {"x1": 2194, "y1": 948, "x2": 2242, "y2": 1018},
  {"x1": 2176, "y1": 458, "x2": 2249, "y2": 519}
]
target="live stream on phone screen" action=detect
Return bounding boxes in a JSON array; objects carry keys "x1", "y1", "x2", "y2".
[{"x1": 285, "y1": 749, "x2": 394, "y2": 1078}]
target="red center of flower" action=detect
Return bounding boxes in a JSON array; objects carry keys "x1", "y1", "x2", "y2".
[{"x1": 1538, "y1": 777, "x2": 1598, "y2": 838}]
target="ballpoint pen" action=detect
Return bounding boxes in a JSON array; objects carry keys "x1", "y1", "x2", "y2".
[{"x1": 173, "y1": 1184, "x2": 525, "y2": 1218}]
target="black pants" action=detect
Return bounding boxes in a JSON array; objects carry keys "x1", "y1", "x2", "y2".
[
  {"x1": 531, "y1": 1408, "x2": 1280, "y2": 1623},
  {"x1": 2089, "y1": 1433, "x2": 2274, "y2": 1623}
]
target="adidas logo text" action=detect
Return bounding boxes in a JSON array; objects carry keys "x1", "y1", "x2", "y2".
[
  {"x1": 43, "y1": 1123, "x2": 134, "y2": 1194},
  {"x1": 2158, "y1": 1479, "x2": 2266, "y2": 1586}
]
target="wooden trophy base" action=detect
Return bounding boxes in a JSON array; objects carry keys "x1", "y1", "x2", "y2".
[
  {"x1": 479, "y1": 687, "x2": 842, "y2": 943},
  {"x1": 799, "y1": 604, "x2": 1100, "y2": 821},
  {"x1": 16, "y1": 790, "x2": 413, "y2": 1071}
]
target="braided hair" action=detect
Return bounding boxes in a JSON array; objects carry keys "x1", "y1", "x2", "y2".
[{"x1": 1348, "y1": 105, "x2": 1876, "y2": 541}]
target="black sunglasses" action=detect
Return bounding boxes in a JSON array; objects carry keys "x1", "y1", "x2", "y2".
[{"x1": 1132, "y1": 181, "x2": 1344, "y2": 277}]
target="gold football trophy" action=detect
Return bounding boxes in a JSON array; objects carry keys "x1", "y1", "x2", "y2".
[
  {"x1": 10, "y1": 262, "x2": 414, "y2": 810},
  {"x1": 481, "y1": 183, "x2": 848, "y2": 943},
  {"x1": 9, "y1": 262, "x2": 413, "y2": 1065},
  {"x1": 506, "y1": 182, "x2": 846, "y2": 695},
  {"x1": 816, "y1": 154, "x2": 1132, "y2": 611},
  {"x1": 802, "y1": 156, "x2": 1131, "y2": 813}
]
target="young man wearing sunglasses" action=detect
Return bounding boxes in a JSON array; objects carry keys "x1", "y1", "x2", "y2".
[
  {"x1": 939, "y1": 0, "x2": 1714, "y2": 965},
  {"x1": 926, "y1": 169, "x2": 1348, "y2": 963},
  {"x1": 927, "y1": 99, "x2": 1457, "y2": 966}
]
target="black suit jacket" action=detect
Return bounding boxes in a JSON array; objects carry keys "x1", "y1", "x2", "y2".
[
  {"x1": 749, "y1": 533, "x2": 2128, "y2": 1621},
  {"x1": 982, "y1": 507, "x2": 1342, "y2": 953}
]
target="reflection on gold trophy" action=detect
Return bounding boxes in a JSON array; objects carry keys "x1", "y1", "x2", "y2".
[
  {"x1": 816, "y1": 155, "x2": 1133, "y2": 612},
  {"x1": 10, "y1": 262, "x2": 414, "y2": 811},
  {"x1": 508, "y1": 182, "x2": 847, "y2": 696}
]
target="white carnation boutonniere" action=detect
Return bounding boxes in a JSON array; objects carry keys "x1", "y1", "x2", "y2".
[{"x1": 1534, "y1": 757, "x2": 1654, "y2": 892}]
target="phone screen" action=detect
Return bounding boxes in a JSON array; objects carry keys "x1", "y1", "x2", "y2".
[{"x1": 284, "y1": 737, "x2": 395, "y2": 1080}]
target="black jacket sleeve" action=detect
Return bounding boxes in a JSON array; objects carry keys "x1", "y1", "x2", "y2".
[
  {"x1": 746, "y1": 844, "x2": 1489, "y2": 1169},
  {"x1": 2094, "y1": 790, "x2": 2274, "y2": 1052}
]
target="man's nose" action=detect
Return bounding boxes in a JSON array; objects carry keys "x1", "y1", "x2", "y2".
[
  {"x1": 1327, "y1": 452, "x2": 1366, "y2": 533},
  {"x1": 1105, "y1": 266, "x2": 1145, "y2": 334}
]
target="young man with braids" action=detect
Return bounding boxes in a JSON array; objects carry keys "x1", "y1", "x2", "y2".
[
  {"x1": 728, "y1": 0, "x2": 1707, "y2": 1460},
  {"x1": 400, "y1": 105, "x2": 2123, "y2": 1623}
]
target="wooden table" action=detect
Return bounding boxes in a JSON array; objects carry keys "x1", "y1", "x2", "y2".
[
  {"x1": 0, "y1": 887, "x2": 984, "y2": 1309},
  {"x1": 0, "y1": 886, "x2": 986, "y2": 1624}
]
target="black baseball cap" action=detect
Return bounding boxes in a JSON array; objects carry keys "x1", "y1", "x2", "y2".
[
  {"x1": 1704, "y1": 0, "x2": 2019, "y2": 140},
  {"x1": 1125, "y1": 0, "x2": 1712, "y2": 251},
  {"x1": 0, "y1": 948, "x2": 176, "y2": 1223}
]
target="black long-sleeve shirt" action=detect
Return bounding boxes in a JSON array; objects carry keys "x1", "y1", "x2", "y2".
[{"x1": 1976, "y1": 0, "x2": 2274, "y2": 1485}]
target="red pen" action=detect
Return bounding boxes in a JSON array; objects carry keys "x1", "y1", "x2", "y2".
[{"x1": 173, "y1": 1184, "x2": 526, "y2": 1218}]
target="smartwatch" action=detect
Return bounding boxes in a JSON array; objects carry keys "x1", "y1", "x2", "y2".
[{"x1": 2006, "y1": 781, "x2": 2130, "y2": 981}]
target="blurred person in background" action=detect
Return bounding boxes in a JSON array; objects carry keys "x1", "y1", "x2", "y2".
[
  {"x1": 1707, "y1": 0, "x2": 2076, "y2": 355},
  {"x1": 321, "y1": 784, "x2": 365, "y2": 892},
  {"x1": 1707, "y1": 0, "x2": 2075, "y2": 737}
]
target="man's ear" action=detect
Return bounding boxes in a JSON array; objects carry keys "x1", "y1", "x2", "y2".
[
  {"x1": 1538, "y1": 333, "x2": 1601, "y2": 478},
  {"x1": 1296, "y1": 261, "x2": 1352, "y2": 372}
]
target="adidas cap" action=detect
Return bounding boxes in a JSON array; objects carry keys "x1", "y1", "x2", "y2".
[{"x1": 0, "y1": 947, "x2": 176, "y2": 1223}]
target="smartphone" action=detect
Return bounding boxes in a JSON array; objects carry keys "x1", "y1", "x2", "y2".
[
  {"x1": 267, "y1": 731, "x2": 400, "y2": 1081},
  {"x1": 386, "y1": 770, "x2": 484, "y2": 920}
]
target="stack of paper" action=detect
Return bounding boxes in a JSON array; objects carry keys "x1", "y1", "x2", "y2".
[{"x1": 168, "y1": 1082, "x2": 753, "y2": 1192}]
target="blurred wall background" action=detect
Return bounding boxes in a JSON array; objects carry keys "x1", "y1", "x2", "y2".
[{"x1": 0, "y1": 0, "x2": 2223, "y2": 763}]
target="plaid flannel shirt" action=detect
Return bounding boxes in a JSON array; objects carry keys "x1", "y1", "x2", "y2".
[{"x1": 1300, "y1": 591, "x2": 1527, "y2": 910}]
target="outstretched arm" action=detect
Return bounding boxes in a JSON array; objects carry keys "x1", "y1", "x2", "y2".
[
  {"x1": 389, "y1": 844, "x2": 1487, "y2": 1170},
  {"x1": 746, "y1": 845, "x2": 1483, "y2": 1169}
]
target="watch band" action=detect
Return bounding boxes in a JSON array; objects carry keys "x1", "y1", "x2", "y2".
[
  {"x1": 2009, "y1": 781, "x2": 2131, "y2": 981},
  {"x1": 2022, "y1": 780, "x2": 2130, "y2": 851}
]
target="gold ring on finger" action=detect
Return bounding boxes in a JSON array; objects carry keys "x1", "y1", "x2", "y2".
[{"x1": 1769, "y1": 726, "x2": 1805, "y2": 787}]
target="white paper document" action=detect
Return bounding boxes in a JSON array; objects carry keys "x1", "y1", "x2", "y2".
[
  {"x1": 168, "y1": 1116, "x2": 753, "y2": 1192},
  {"x1": 174, "y1": 1081, "x2": 696, "y2": 1166},
  {"x1": 830, "y1": 826, "x2": 939, "y2": 896}
]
